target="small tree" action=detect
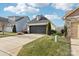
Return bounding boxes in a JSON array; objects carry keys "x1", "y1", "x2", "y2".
[
  {"x1": 64, "y1": 25, "x2": 67, "y2": 37},
  {"x1": 48, "y1": 22, "x2": 51, "y2": 35},
  {"x1": 13, "y1": 25, "x2": 16, "y2": 32}
]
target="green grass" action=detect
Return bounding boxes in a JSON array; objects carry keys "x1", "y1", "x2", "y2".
[
  {"x1": 0, "y1": 32, "x2": 16, "y2": 38},
  {"x1": 18, "y1": 35, "x2": 71, "y2": 56}
]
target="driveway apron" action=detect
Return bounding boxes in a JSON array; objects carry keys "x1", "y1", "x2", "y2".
[{"x1": 0, "y1": 34, "x2": 44, "y2": 56}]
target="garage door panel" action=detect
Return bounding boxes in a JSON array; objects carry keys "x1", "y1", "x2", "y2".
[{"x1": 30, "y1": 25, "x2": 46, "y2": 34}]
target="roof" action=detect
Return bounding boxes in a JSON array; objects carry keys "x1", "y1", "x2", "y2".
[
  {"x1": 28, "y1": 15, "x2": 50, "y2": 25},
  {"x1": 64, "y1": 7, "x2": 79, "y2": 19},
  {"x1": 0, "y1": 17, "x2": 9, "y2": 23},
  {"x1": 16, "y1": 17, "x2": 25, "y2": 22},
  {"x1": 8, "y1": 16, "x2": 30, "y2": 22}
]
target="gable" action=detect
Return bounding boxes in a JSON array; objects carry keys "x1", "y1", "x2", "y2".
[
  {"x1": 8, "y1": 16, "x2": 30, "y2": 23},
  {"x1": 28, "y1": 15, "x2": 50, "y2": 24},
  {"x1": 69, "y1": 8, "x2": 79, "y2": 17},
  {"x1": 0, "y1": 17, "x2": 9, "y2": 22},
  {"x1": 64, "y1": 7, "x2": 79, "y2": 19}
]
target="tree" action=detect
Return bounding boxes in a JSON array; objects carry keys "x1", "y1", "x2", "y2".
[
  {"x1": 12, "y1": 25, "x2": 16, "y2": 32},
  {"x1": 64, "y1": 25, "x2": 67, "y2": 37},
  {"x1": 61, "y1": 29, "x2": 64, "y2": 35},
  {"x1": 48, "y1": 22, "x2": 51, "y2": 35}
]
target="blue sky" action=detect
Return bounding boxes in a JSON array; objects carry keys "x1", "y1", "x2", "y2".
[{"x1": 0, "y1": 3, "x2": 79, "y2": 27}]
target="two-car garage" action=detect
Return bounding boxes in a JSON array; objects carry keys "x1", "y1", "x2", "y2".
[
  {"x1": 27, "y1": 15, "x2": 52, "y2": 34},
  {"x1": 29, "y1": 25, "x2": 46, "y2": 34}
]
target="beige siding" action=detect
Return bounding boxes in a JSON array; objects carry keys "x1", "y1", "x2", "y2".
[
  {"x1": 64, "y1": 8, "x2": 79, "y2": 39},
  {"x1": 78, "y1": 24, "x2": 79, "y2": 38},
  {"x1": 71, "y1": 22, "x2": 78, "y2": 39}
]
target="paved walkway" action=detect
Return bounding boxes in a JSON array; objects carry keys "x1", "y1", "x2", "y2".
[
  {"x1": 0, "y1": 34, "x2": 44, "y2": 56},
  {"x1": 71, "y1": 39, "x2": 79, "y2": 56}
]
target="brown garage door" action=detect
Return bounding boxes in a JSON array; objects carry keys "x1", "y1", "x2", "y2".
[{"x1": 30, "y1": 25, "x2": 46, "y2": 34}]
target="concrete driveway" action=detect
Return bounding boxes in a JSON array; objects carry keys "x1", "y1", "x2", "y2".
[
  {"x1": 71, "y1": 39, "x2": 79, "y2": 56},
  {"x1": 0, "y1": 34, "x2": 44, "y2": 56}
]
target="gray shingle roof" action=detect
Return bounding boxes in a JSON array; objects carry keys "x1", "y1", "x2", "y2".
[
  {"x1": 15, "y1": 17, "x2": 25, "y2": 22},
  {"x1": 28, "y1": 15, "x2": 50, "y2": 25},
  {"x1": 0, "y1": 17, "x2": 9, "y2": 23},
  {"x1": 8, "y1": 16, "x2": 30, "y2": 22}
]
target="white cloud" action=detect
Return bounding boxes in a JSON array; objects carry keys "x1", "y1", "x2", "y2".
[
  {"x1": 32, "y1": 15, "x2": 36, "y2": 18},
  {"x1": 45, "y1": 14, "x2": 61, "y2": 20},
  {"x1": 27, "y1": 3, "x2": 50, "y2": 7},
  {"x1": 4, "y1": 6, "x2": 16, "y2": 13},
  {"x1": 45, "y1": 14, "x2": 65, "y2": 27},
  {"x1": 52, "y1": 3, "x2": 74, "y2": 11},
  {"x1": 4, "y1": 3, "x2": 39, "y2": 14}
]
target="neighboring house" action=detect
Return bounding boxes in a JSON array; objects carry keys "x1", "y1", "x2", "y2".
[
  {"x1": 0, "y1": 16, "x2": 30, "y2": 32},
  {"x1": 28, "y1": 15, "x2": 55, "y2": 34},
  {"x1": 7, "y1": 16, "x2": 30, "y2": 32},
  {"x1": 0, "y1": 17, "x2": 9, "y2": 32},
  {"x1": 64, "y1": 7, "x2": 79, "y2": 39}
]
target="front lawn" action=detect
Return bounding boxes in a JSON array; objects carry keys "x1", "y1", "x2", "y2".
[
  {"x1": 0, "y1": 32, "x2": 16, "y2": 38},
  {"x1": 18, "y1": 35, "x2": 71, "y2": 56}
]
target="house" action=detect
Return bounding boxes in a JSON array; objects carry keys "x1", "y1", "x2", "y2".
[
  {"x1": 7, "y1": 16, "x2": 30, "y2": 32},
  {"x1": 0, "y1": 17, "x2": 9, "y2": 32},
  {"x1": 0, "y1": 16, "x2": 30, "y2": 32},
  {"x1": 64, "y1": 7, "x2": 79, "y2": 39},
  {"x1": 28, "y1": 15, "x2": 55, "y2": 34}
]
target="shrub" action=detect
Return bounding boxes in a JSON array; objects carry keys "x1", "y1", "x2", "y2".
[
  {"x1": 13, "y1": 25, "x2": 16, "y2": 33},
  {"x1": 51, "y1": 30, "x2": 63, "y2": 36},
  {"x1": 61, "y1": 29, "x2": 64, "y2": 35},
  {"x1": 51, "y1": 30, "x2": 56, "y2": 34},
  {"x1": 22, "y1": 29, "x2": 28, "y2": 34}
]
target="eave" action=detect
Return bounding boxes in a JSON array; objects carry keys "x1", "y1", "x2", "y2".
[
  {"x1": 64, "y1": 7, "x2": 79, "y2": 20},
  {"x1": 28, "y1": 23, "x2": 48, "y2": 26}
]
